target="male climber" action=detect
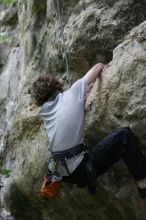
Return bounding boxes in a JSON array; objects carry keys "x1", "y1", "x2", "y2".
[{"x1": 31, "y1": 63, "x2": 146, "y2": 198}]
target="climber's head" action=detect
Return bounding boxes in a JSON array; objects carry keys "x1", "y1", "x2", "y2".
[{"x1": 31, "y1": 75, "x2": 63, "y2": 106}]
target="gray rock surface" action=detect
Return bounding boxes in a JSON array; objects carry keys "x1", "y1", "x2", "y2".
[
  {"x1": 85, "y1": 21, "x2": 146, "y2": 145},
  {"x1": 0, "y1": 0, "x2": 146, "y2": 220}
]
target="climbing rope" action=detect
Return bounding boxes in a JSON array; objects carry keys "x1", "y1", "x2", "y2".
[{"x1": 56, "y1": 0, "x2": 71, "y2": 86}]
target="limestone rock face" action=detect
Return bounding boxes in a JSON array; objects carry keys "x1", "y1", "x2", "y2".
[
  {"x1": 0, "y1": 2, "x2": 18, "y2": 72},
  {"x1": 0, "y1": 0, "x2": 146, "y2": 220},
  {"x1": 85, "y1": 21, "x2": 146, "y2": 145}
]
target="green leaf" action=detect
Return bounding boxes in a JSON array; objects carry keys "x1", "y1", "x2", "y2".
[
  {"x1": 0, "y1": 35, "x2": 9, "y2": 42},
  {"x1": 0, "y1": 168, "x2": 11, "y2": 177},
  {"x1": 0, "y1": 0, "x2": 16, "y2": 6}
]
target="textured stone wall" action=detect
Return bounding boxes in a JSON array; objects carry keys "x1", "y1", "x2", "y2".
[{"x1": 0, "y1": 0, "x2": 146, "y2": 220}]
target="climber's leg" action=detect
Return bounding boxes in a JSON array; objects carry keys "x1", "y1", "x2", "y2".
[
  {"x1": 89, "y1": 127, "x2": 146, "y2": 197},
  {"x1": 63, "y1": 127, "x2": 146, "y2": 197}
]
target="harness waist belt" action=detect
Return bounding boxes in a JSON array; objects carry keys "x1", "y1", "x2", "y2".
[{"x1": 51, "y1": 144, "x2": 87, "y2": 161}]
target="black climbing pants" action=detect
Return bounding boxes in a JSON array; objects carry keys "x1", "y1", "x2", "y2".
[{"x1": 62, "y1": 127, "x2": 146, "y2": 188}]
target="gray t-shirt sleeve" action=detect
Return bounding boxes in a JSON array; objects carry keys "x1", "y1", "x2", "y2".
[{"x1": 68, "y1": 77, "x2": 88, "y2": 101}]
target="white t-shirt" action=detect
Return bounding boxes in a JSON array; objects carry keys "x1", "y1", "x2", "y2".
[{"x1": 39, "y1": 77, "x2": 88, "y2": 175}]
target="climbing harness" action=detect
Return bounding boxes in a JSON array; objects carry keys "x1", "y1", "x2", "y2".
[
  {"x1": 56, "y1": 0, "x2": 72, "y2": 86},
  {"x1": 51, "y1": 143, "x2": 88, "y2": 176},
  {"x1": 51, "y1": 143, "x2": 87, "y2": 161}
]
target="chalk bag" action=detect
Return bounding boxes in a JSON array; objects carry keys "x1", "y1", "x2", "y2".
[{"x1": 40, "y1": 171, "x2": 62, "y2": 199}]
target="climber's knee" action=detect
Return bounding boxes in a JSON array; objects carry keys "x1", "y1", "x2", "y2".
[{"x1": 112, "y1": 127, "x2": 131, "y2": 138}]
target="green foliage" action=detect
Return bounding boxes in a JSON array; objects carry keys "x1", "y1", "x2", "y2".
[
  {"x1": 0, "y1": 35, "x2": 9, "y2": 42},
  {"x1": 0, "y1": 168, "x2": 11, "y2": 188},
  {"x1": 0, "y1": 168, "x2": 11, "y2": 177},
  {"x1": 0, "y1": 0, "x2": 16, "y2": 6}
]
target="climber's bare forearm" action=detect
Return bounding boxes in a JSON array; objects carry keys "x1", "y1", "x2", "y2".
[{"x1": 84, "y1": 63, "x2": 105, "y2": 85}]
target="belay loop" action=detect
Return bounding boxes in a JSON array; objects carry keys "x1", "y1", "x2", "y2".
[{"x1": 56, "y1": 0, "x2": 72, "y2": 87}]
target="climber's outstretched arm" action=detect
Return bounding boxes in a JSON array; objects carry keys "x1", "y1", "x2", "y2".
[{"x1": 84, "y1": 63, "x2": 105, "y2": 85}]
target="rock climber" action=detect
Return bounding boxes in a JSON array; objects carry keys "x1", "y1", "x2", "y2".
[{"x1": 31, "y1": 63, "x2": 146, "y2": 198}]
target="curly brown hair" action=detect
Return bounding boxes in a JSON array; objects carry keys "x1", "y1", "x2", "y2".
[{"x1": 31, "y1": 75, "x2": 63, "y2": 106}]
